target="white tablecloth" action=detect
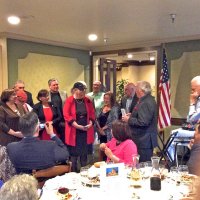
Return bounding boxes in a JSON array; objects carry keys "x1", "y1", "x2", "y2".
[{"x1": 40, "y1": 172, "x2": 188, "y2": 200}]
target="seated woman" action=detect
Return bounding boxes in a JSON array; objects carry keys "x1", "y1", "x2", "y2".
[
  {"x1": 33, "y1": 89, "x2": 62, "y2": 140},
  {"x1": 99, "y1": 120, "x2": 137, "y2": 165},
  {"x1": 187, "y1": 123, "x2": 200, "y2": 176}
]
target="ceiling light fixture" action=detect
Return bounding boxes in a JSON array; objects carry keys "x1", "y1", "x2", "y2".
[
  {"x1": 127, "y1": 54, "x2": 133, "y2": 59},
  {"x1": 88, "y1": 34, "x2": 97, "y2": 41},
  {"x1": 7, "y1": 15, "x2": 21, "y2": 25},
  {"x1": 149, "y1": 56, "x2": 155, "y2": 61}
]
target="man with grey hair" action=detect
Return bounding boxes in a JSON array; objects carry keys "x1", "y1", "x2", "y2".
[
  {"x1": 122, "y1": 81, "x2": 158, "y2": 162},
  {"x1": 0, "y1": 174, "x2": 38, "y2": 200},
  {"x1": 168, "y1": 76, "x2": 200, "y2": 161},
  {"x1": 7, "y1": 112, "x2": 69, "y2": 174},
  {"x1": 187, "y1": 76, "x2": 200, "y2": 124},
  {"x1": 14, "y1": 80, "x2": 34, "y2": 107}
]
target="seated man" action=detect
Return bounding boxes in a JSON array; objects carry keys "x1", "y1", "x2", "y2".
[
  {"x1": 7, "y1": 112, "x2": 69, "y2": 174},
  {"x1": 168, "y1": 76, "x2": 200, "y2": 161}
]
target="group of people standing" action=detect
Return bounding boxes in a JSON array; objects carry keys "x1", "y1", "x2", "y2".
[{"x1": 0, "y1": 78, "x2": 158, "y2": 175}]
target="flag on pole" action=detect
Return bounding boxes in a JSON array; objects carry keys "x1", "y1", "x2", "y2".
[{"x1": 158, "y1": 49, "x2": 171, "y2": 129}]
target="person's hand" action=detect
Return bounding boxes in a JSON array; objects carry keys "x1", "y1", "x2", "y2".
[
  {"x1": 104, "y1": 147, "x2": 113, "y2": 158},
  {"x1": 188, "y1": 139, "x2": 194, "y2": 149},
  {"x1": 8, "y1": 129, "x2": 23, "y2": 138},
  {"x1": 100, "y1": 143, "x2": 106, "y2": 151},
  {"x1": 45, "y1": 122, "x2": 54, "y2": 136},
  {"x1": 98, "y1": 128, "x2": 105, "y2": 135},
  {"x1": 190, "y1": 92, "x2": 199, "y2": 105},
  {"x1": 85, "y1": 120, "x2": 93, "y2": 130},
  {"x1": 122, "y1": 114, "x2": 130, "y2": 122}
]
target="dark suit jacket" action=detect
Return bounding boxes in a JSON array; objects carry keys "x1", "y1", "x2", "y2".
[
  {"x1": 128, "y1": 94, "x2": 158, "y2": 149},
  {"x1": 7, "y1": 136, "x2": 69, "y2": 174},
  {"x1": 33, "y1": 102, "x2": 62, "y2": 133},
  {"x1": 25, "y1": 90, "x2": 34, "y2": 107},
  {"x1": 121, "y1": 94, "x2": 138, "y2": 113}
]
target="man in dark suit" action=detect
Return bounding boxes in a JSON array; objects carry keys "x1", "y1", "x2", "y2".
[
  {"x1": 122, "y1": 81, "x2": 158, "y2": 162},
  {"x1": 7, "y1": 112, "x2": 69, "y2": 174},
  {"x1": 14, "y1": 80, "x2": 34, "y2": 107},
  {"x1": 48, "y1": 78, "x2": 67, "y2": 142},
  {"x1": 121, "y1": 82, "x2": 138, "y2": 114}
]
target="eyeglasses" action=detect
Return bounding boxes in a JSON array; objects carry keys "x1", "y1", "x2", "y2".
[{"x1": 18, "y1": 87, "x2": 25, "y2": 89}]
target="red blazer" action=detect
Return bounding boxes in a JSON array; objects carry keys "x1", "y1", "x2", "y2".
[{"x1": 63, "y1": 95, "x2": 95, "y2": 146}]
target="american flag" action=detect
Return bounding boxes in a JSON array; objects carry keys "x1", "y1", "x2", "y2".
[{"x1": 158, "y1": 49, "x2": 171, "y2": 129}]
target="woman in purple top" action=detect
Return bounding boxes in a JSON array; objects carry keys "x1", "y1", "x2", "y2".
[{"x1": 100, "y1": 120, "x2": 137, "y2": 165}]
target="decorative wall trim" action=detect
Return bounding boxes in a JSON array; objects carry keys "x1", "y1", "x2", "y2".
[{"x1": 171, "y1": 118, "x2": 186, "y2": 126}]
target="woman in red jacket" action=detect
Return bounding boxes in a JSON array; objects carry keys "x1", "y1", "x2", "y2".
[{"x1": 63, "y1": 82, "x2": 95, "y2": 172}]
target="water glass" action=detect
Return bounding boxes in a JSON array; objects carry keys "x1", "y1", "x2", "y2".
[
  {"x1": 132, "y1": 154, "x2": 140, "y2": 168},
  {"x1": 178, "y1": 165, "x2": 189, "y2": 175},
  {"x1": 80, "y1": 166, "x2": 89, "y2": 177}
]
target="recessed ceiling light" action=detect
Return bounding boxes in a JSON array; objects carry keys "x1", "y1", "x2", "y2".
[
  {"x1": 150, "y1": 56, "x2": 155, "y2": 61},
  {"x1": 7, "y1": 16, "x2": 21, "y2": 25},
  {"x1": 127, "y1": 54, "x2": 133, "y2": 59},
  {"x1": 88, "y1": 34, "x2": 97, "y2": 41}
]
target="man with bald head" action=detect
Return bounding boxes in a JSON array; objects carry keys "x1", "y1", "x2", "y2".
[
  {"x1": 121, "y1": 82, "x2": 138, "y2": 114},
  {"x1": 168, "y1": 76, "x2": 200, "y2": 162},
  {"x1": 87, "y1": 81, "x2": 105, "y2": 116}
]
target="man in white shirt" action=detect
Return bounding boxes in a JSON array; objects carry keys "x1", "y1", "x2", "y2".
[
  {"x1": 168, "y1": 76, "x2": 200, "y2": 162},
  {"x1": 187, "y1": 76, "x2": 200, "y2": 124},
  {"x1": 87, "y1": 81, "x2": 105, "y2": 116}
]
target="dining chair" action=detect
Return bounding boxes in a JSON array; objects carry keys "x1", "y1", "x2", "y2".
[{"x1": 32, "y1": 162, "x2": 72, "y2": 188}]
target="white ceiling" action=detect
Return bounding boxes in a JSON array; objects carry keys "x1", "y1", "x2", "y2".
[{"x1": 1, "y1": 0, "x2": 200, "y2": 51}]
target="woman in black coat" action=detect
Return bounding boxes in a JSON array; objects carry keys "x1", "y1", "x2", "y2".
[{"x1": 33, "y1": 89, "x2": 62, "y2": 140}]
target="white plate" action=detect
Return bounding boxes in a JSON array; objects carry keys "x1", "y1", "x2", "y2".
[{"x1": 81, "y1": 177, "x2": 100, "y2": 187}]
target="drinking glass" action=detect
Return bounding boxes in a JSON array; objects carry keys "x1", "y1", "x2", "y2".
[
  {"x1": 132, "y1": 154, "x2": 140, "y2": 168},
  {"x1": 178, "y1": 165, "x2": 189, "y2": 176},
  {"x1": 80, "y1": 166, "x2": 89, "y2": 177}
]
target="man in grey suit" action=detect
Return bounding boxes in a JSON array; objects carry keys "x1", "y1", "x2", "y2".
[
  {"x1": 121, "y1": 83, "x2": 138, "y2": 114},
  {"x1": 122, "y1": 81, "x2": 158, "y2": 162},
  {"x1": 7, "y1": 112, "x2": 69, "y2": 174}
]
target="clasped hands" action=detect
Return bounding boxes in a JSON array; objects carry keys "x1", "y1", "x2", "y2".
[
  {"x1": 72, "y1": 120, "x2": 93, "y2": 131},
  {"x1": 100, "y1": 143, "x2": 113, "y2": 159}
]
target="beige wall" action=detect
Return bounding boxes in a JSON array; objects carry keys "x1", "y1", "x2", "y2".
[
  {"x1": 18, "y1": 53, "x2": 84, "y2": 103},
  {"x1": 171, "y1": 51, "x2": 200, "y2": 119},
  {"x1": 117, "y1": 64, "x2": 156, "y2": 96},
  {"x1": 0, "y1": 38, "x2": 8, "y2": 93}
]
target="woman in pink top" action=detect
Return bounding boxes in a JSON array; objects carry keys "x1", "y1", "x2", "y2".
[{"x1": 100, "y1": 120, "x2": 137, "y2": 165}]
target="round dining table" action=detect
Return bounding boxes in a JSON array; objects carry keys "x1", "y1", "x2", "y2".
[{"x1": 39, "y1": 166, "x2": 196, "y2": 200}]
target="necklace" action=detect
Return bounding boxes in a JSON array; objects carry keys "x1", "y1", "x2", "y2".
[{"x1": 75, "y1": 99, "x2": 84, "y2": 104}]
